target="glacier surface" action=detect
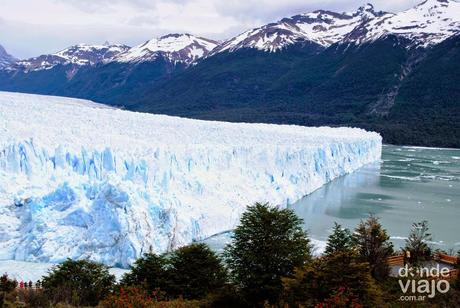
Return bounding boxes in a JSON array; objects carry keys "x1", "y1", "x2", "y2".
[{"x1": 0, "y1": 91, "x2": 382, "y2": 267}]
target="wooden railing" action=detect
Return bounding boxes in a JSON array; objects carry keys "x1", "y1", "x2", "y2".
[
  {"x1": 387, "y1": 254, "x2": 405, "y2": 266},
  {"x1": 435, "y1": 253, "x2": 459, "y2": 265}
]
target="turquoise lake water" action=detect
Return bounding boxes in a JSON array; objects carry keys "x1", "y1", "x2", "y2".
[{"x1": 290, "y1": 145, "x2": 460, "y2": 252}]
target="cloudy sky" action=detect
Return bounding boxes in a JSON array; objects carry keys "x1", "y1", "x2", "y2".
[{"x1": 1, "y1": 0, "x2": 420, "y2": 58}]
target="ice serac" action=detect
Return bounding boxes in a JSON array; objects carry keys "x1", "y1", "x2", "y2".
[{"x1": 0, "y1": 91, "x2": 382, "y2": 267}]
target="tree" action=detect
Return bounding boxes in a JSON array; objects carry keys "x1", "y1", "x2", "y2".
[
  {"x1": 224, "y1": 202, "x2": 311, "y2": 305},
  {"x1": 121, "y1": 244, "x2": 226, "y2": 300},
  {"x1": 325, "y1": 222, "x2": 354, "y2": 256},
  {"x1": 41, "y1": 259, "x2": 115, "y2": 306},
  {"x1": 168, "y1": 243, "x2": 227, "y2": 299},
  {"x1": 120, "y1": 253, "x2": 168, "y2": 293},
  {"x1": 282, "y1": 250, "x2": 383, "y2": 307},
  {"x1": 0, "y1": 274, "x2": 17, "y2": 307},
  {"x1": 353, "y1": 214, "x2": 393, "y2": 281},
  {"x1": 404, "y1": 220, "x2": 432, "y2": 265},
  {"x1": 0, "y1": 274, "x2": 17, "y2": 293}
]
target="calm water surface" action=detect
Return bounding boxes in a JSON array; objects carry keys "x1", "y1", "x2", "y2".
[{"x1": 290, "y1": 145, "x2": 460, "y2": 251}]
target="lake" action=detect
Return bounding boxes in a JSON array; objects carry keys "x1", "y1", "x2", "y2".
[{"x1": 290, "y1": 145, "x2": 460, "y2": 253}]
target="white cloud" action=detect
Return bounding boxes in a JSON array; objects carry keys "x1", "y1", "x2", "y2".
[{"x1": 0, "y1": 0, "x2": 421, "y2": 58}]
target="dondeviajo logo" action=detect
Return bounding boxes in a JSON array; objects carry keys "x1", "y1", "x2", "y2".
[{"x1": 398, "y1": 264, "x2": 450, "y2": 301}]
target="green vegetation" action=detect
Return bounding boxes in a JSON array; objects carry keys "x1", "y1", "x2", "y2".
[
  {"x1": 404, "y1": 220, "x2": 432, "y2": 266},
  {"x1": 119, "y1": 252, "x2": 168, "y2": 294},
  {"x1": 41, "y1": 259, "x2": 116, "y2": 306},
  {"x1": 282, "y1": 250, "x2": 383, "y2": 307},
  {"x1": 167, "y1": 243, "x2": 227, "y2": 299},
  {"x1": 354, "y1": 214, "x2": 394, "y2": 281},
  {"x1": 224, "y1": 202, "x2": 312, "y2": 305},
  {"x1": 1, "y1": 204, "x2": 459, "y2": 307},
  {"x1": 0, "y1": 274, "x2": 17, "y2": 307},
  {"x1": 324, "y1": 222, "x2": 354, "y2": 256}
]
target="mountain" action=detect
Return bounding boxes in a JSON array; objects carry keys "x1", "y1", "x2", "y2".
[
  {"x1": 114, "y1": 33, "x2": 218, "y2": 65},
  {"x1": 344, "y1": 0, "x2": 460, "y2": 47},
  {"x1": 0, "y1": 34, "x2": 217, "y2": 106},
  {"x1": 0, "y1": 44, "x2": 16, "y2": 69},
  {"x1": 128, "y1": 0, "x2": 460, "y2": 147},
  {"x1": 0, "y1": 0, "x2": 459, "y2": 147},
  {"x1": 211, "y1": 4, "x2": 386, "y2": 54},
  {"x1": 13, "y1": 43, "x2": 130, "y2": 72}
]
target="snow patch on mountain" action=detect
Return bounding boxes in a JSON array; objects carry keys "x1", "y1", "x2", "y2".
[
  {"x1": 345, "y1": 0, "x2": 460, "y2": 47},
  {"x1": 0, "y1": 92, "x2": 381, "y2": 267},
  {"x1": 13, "y1": 43, "x2": 129, "y2": 72},
  {"x1": 211, "y1": 4, "x2": 387, "y2": 53},
  {"x1": 114, "y1": 34, "x2": 218, "y2": 65},
  {"x1": 212, "y1": 0, "x2": 460, "y2": 53}
]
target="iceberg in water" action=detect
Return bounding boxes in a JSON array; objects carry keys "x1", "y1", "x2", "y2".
[{"x1": 0, "y1": 91, "x2": 382, "y2": 267}]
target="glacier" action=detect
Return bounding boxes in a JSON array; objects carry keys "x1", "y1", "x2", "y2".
[{"x1": 0, "y1": 91, "x2": 382, "y2": 267}]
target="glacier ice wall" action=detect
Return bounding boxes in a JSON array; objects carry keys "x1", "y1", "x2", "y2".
[{"x1": 0, "y1": 91, "x2": 382, "y2": 267}]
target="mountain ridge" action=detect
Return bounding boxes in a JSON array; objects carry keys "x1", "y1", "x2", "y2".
[{"x1": 0, "y1": 44, "x2": 16, "y2": 69}]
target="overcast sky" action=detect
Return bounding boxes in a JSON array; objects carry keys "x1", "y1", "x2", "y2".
[{"x1": 0, "y1": 0, "x2": 421, "y2": 58}]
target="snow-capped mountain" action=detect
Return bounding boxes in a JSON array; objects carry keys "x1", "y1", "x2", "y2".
[
  {"x1": 345, "y1": 0, "x2": 460, "y2": 47},
  {"x1": 0, "y1": 44, "x2": 16, "y2": 68},
  {"x1": 212, "y1": 0, "x2": 460, "y2": 54},
  {"x1": 14, "y1": 43, "x2": 129, "y2": 72},
  {"x1": 114, "y1": 33, "x2": 218, "y2": 65},
  {"x1": 211, "y1": 4, "x2": 387, "y2": 54}
]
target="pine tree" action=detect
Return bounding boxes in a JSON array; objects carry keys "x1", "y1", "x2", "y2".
[
  {"x1": 353, "y1": 214, "x2": 393, "y2": 281},
  {"x1": 325, "y1": 222, "x2": 354, "y2": 256},
  {"x1": 224, "y1": 202, "x2": 311, "y2": 305},
  {"x1": 404, "y1": 220, "x2": 432, "y2": 266}
]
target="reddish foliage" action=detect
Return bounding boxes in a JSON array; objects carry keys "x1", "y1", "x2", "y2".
[{"x1": 316, "y1": 287, "x2": 363, "y2": 308}]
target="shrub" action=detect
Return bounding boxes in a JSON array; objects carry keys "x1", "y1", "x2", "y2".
[
  {"x1": 99, "y1": 287, "x2": 202, "y2": 308},
  {"x1": 0, "y1": 274, "x2": 17, "y2": 292},
  {"x1": 42, "y1": 259, "x2": 115, "y2": 306},
  {"x1": 282, "y1": 250, "x2": 383, "y2": 307},
  {"x1": 0, "y1": 274, "x2": 18, "y2": 308},
  {"x1": 17, "y1": 288, "x2": 50, "y2": 308}
]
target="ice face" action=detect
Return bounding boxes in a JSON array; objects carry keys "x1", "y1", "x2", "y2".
[{"x1": 0, "y1": 91, "x2": 382, "y2": 267}]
